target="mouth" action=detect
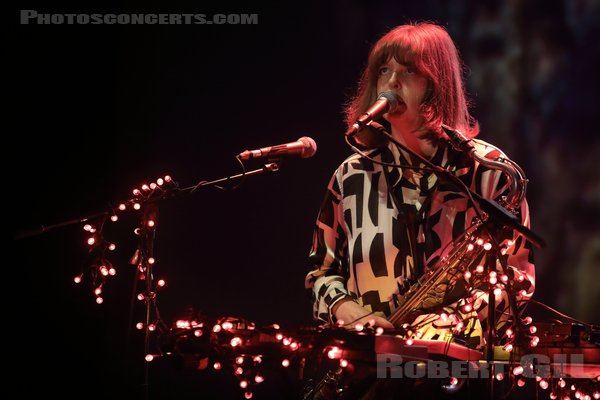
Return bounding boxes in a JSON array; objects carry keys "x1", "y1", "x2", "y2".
[{"x1": 390, "y1": 101, "x2": 406, "y2": 115}]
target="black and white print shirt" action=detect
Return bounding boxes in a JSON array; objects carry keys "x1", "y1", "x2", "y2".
[{"x1": 305, "y1": 139, "x2": 535, "y2": 331}]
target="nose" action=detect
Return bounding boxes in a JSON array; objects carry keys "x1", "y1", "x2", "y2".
[{"x1": 387, "y1": 71, "x2": 401, "y2": 90}]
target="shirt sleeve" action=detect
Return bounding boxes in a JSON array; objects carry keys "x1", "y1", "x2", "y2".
[{"x1": 304, "y1": 169, "x2": 352, "y2": 324}]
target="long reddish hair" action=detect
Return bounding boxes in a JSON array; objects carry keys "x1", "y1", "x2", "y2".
[{"x1": 345, "y1": 22, "x2": 479, "y2": 148}]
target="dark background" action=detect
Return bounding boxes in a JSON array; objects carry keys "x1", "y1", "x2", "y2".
[{"x1": 10, "y1": 0, "x2": 600, "y2": 398}]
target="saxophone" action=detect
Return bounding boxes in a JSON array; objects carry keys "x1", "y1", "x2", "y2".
[{"x1": 388, "y1": 134, "x2": 528, "y2": 328}]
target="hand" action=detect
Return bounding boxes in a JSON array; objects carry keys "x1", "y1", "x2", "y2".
[{"x1": 333, "y1": 299, "x2": 394, "y2": 329}]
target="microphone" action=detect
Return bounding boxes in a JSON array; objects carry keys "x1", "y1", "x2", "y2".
[
  {"x1": 346, "y1": 91, "x2": 399, "y2": 136},
  {"x1": 237, "y1": 136, "x2": 317, "y2": 160},
  {"x1": 440, "y1": 124, "x2": 475, "y2": 153}
]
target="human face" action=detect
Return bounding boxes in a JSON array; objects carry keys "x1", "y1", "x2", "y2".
[{"x1": 375, "y1": 57, "x2": 429, "y2": 134}]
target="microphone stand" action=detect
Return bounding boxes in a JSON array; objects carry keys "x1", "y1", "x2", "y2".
[
  {"x1": 346, "y1": 125, "x2": 545, "y2": 400},
  {"x1": 14, "y1": 160, "x2": 283, "y2": 400}
]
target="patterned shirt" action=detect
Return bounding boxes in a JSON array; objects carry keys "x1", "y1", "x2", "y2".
[{"x1": 305, "y1": 139, "x2": 535, "y2": 342}]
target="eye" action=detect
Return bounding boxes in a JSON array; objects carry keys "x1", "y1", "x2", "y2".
[
  {"x1": 404, "y1": 67, "x2": 417, "y2": 75},
  {"x1": 378, "y1": 66, "x2": 391, "y2": 76}
]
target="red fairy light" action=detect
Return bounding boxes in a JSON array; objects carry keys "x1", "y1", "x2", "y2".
[
  {"x1": 406, "y1": 339, "x2": 414, "y2": 346},
  {"x1": 145, "y1": 354, "x2": 154, "y2": 362},
  {"x1": 494, "y1": 288, "x2": 502, "y2": 296},
  {"x1": 244, "y1": 392, "x2": 253, "y2": 399},
  {"x1": 272, "y1": 324, "x2": 280, "y2": 330},
  {"x1": 376, "y1": 327, "x2": 384, "y2": 335},
  {"x1": 94, "y1": 287, "x2": 102, "y2": 295},
  {"x1": 74, "y1": 275, "x2": 82, "y2": 284},
  {"x1": 96, "y1": 297, "x2": 104, "y2": 304},
  {"x1": 147, "y1": 220, "x2": 155, "y2": 227},
  {"x1": 501, "y1": 274, "x2": 509, "y2": 283},
  {"x1": 235, "y1": 367, "x2": 243, "y2": 375},
  {"x1": 281, "y1": 359, "x2": 290, "y2": 367},
  {"x1": 118, "y1": 203, "x2": 126, "y2": 210},
  {"x1": 236, "y1": 356, "x2": 244, "y2": 364},
  {"x1": 477, "y1": 238, "x2": 484, "y2": 245},
  {"x1": 327, "y1": 346, "x2": 341, "y2": 359},
  {"x1": 157, "y1": 279, "x2": 165, "y2": 287},
  {"x1": 354, "y1": 323, "x2": 364, "y2": 332},
  {"x1": 157, "y1": 178, "x2": 164, "y2": 186},
  {"x1": 476, "y1": 265, "x2": 484, "y2": 273},
  {"x1": 450, "y1": 377, "x2": 458, "y2": 385},
  {"x1": 464, "y1": 271, "x2": 472, "y2": 280},
  {"x1": 254, "y1": 375, "x2": 264, "y2": 383},
  {"x1": 213, "y1": 362, "x2": 221, "y2": 370},
  {"x1": 483, "y1": 242, "x2": 492, "y2": 251},
  {"x1": 253, "y1": 356, "x2": 262, "y2": 363},
  {"x1": 522, "y1": 316, "x2": 533, "y2": 325},
  {"x1": 518, "y1": 379, "x2": 526, "y2": 387},
  {"x1": 137, "y1": 294, "x2": 145, "y2": 301},
  {"x1": 213, "y1": 325, "x2": 222, "y2": 333},
  {"x1": 530, "y1": 326, "x2": 537, "y2": 334},
  {"x1": 148, "y1": 258, "x2": 155, "y2": 264},
  {"x1": 194, "y1": 330, "x2": 203, "y2": 337},
  {"x1": 290, "y1": 342, "x2": 299, "y2": 350},
  {"x1": 133, "y1": 188, "x2": 141, "y2": 196},
  {"x1": 340, "y1": 359, "x2": 348, "y2": 368},
  {"x1": 559, "y1": 378, "x2": 566, "y2": 388},
  {"x1": 108, "y1": 268, "x2": 116, "y2": 276},
  {"x1": 133, "y1": 203, "x2": 141, "y2": 210},
  {"x1": 496, "y1": 373, "x2": 504, "y2": 381},
  {"x1": 513, "y1": 366, "x2": 524, "y2": 376},
  {"x1": 108, "y1": 243, "x2": 116, "y2": 251},
  {"x1": 283, "y1": 338, "x2": 291, "y2": 346},
  {"x1": 164, "y1": 175, "x2": 172, "y2": 182},
  {"x1": 141, "y1": 184, "x2": 150, "y2": 191},
  {"x1": 275, "y1": 333, "x2": 283, "y2": 341},
  {"x1": 148, "y1": 324, "x2": 156, "y2": 331},
  {"x1": 230, "y1": 337, "x2": 242, "y2": 347},
  {"x1": 149, "y1": 183, "x2": 157, "y2": 190},
  {"x1": 136, "y1": 322, "x2": 144, "y2": 330},
  {"x1": 83, "y1": 224, "x2": 92, "y2": 231},
  {"x1": 111, "y1": 215, "x2": 118, "y2": 222},
  {"x1": 463, "y1": 304, "x2": 472, "y2": 312},
  {"x1": 240, "y1": 380, "x2": 248, "y2": 389},
  {"x1": 175, "y1": 320, "x2": 189, "y2": 329},
  {"x1": 87, "y1": 237, "x2": 96, "y2": 246},
  {"x1": 539, "y1": 380, "x2": 549, "y2": 390},
  {"x1": 467, "y1": 243, "x2": 474, "y2": 251},
  {"x1": 222, "y1": 321, "x2": 233, "y2": 330}
]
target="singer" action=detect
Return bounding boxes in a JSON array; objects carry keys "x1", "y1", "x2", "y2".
[{"x1": 304, "y1": 22, "x2": 535, "y2": 358}]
